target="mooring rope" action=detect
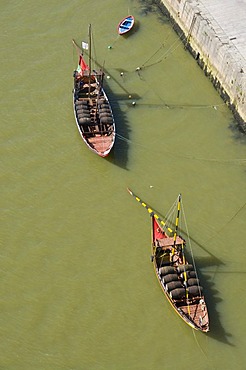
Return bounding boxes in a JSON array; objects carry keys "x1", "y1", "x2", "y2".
[
  {"x1": 115, "y1": 133, "x2": 246, "y2": 165},
  {"x1": 140, "y1": 37, "x2": 183, "y2": 70}
]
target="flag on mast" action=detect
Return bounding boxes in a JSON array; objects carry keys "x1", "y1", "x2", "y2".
[
  {"x1": 82, "y1": 41, "x2": 89, "y2": 50},
  {"x1": 77, "y1": 54, "x2": 89, "y2": 75}
]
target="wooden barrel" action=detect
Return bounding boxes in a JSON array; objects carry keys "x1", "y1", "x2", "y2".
[
  {"x1": 177, "y1": 264, "x2": 193, "y2": 273},
  {"x1": 169, "y1": 288, "x2": 186, "y2": 300},
  {"x1": 188, "y1": 285, "x2": 203, "y2": 297},
  {"x1": 166, "y1": 281, "x2": 183, "y2": 291},
  {"x1": 187, "y1": 278, "x2": 199, "y2": 286},
  {"x1": 159, "y1": 266, "x2": 176, "y2": 276},
  {"x1": 162, "y1": 273, "x2": 179, "y2": 284}
]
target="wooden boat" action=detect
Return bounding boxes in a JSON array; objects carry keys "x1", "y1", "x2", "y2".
[
  {"x1": 72, "y1": 25, "x2": 115, "y2": 157},
  {"x1": 117, "y1": 15, "x2": 135, "y2": 35},
  {"x1": 127, "y1": 188, "x2": 209, "y2": 332}
]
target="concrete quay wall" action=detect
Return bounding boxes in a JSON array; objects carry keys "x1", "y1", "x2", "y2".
[{"x1": 159, "y1": 0, "x2": 246, "y2": 128}]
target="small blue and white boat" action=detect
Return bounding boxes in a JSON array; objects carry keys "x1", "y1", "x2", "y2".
[{"x1": 117, "y1": 15, "x2": 135, "y2": 35}]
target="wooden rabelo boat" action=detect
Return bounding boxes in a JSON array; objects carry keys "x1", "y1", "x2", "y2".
[
  {"x1": 117, "y1": 15, "x2": 135, "y2": 35},
  {"x1": 72, "y1": 25, "x2": 115, "y2": 157},
  {"x1": 127, "y1": 188, "x2": 209, "y2": 332}
]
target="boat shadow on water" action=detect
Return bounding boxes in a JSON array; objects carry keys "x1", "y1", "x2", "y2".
[
  {"x1": 120, "y1": 21, "x2": 140, "y2": 39},
  {"x1": 184, "y1": 251, "x2": 234, "y2": 346},
  {"x1": 147, "y1": 203, "x2": 234, "y2": 344},
  {"x1": 167, "y1": 214, "x2": 234, "y2": 345},
  {"x1": 127, "y1": 188, "x2": 234, "y2": 340},
  {"x1": 104, "y1": 86, "x2": 141, "y2": 169}
]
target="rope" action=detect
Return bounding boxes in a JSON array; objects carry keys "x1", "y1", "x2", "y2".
[
  {"x1": 140, "y1": 43, "x2": 165, "y2": 68},
  {"x1": 192, "y1": 329, "x2": 210, "y2": 362},
  {"x1": 181, "y1": 198, "x2": 203, "y2": 298},
  {"x1": 140, "y1": 37, "x2": 183, "y2": 70},
  {"x1": 115, "y1": 133, "x2": 246, "y2": 166}
]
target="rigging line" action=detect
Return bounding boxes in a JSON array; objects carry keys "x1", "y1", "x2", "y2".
[
  {"x1": 141, "y1": 38, "x2": 183, "y2": 69},
  {"x1": 143, "y1": 103, "x2": 225, "y2": 109},
  {"x1": 189, "y1": 157, "x2": 246, "y2": 165},
  {"x1": 130, "y1": 71, "x2": 219, "y2": 111},
  {"x1": 140, "y1": 30, "x2": 182, "y2": 69},
  {"x1": 205, "y1": 200, "x2": 246, "y2": 244},
  {"x1": 104, "y1": 35, "x2": 120, "y2": 53},
  {"x1": 158, "y1": 37, "x2": 182, "y2": 58},
  {"x1": 155, "y1": 39, "x2": 183, "y2": 64},
  {"x1": 140, "y1": 43, "x2": 165, "y2": 68},
  {"x1": 181, "y1": 203, "x2": 205, "y2": 310},
  {"x1": 121, "y1": 100, "x2": 226, "y2": 110},
  {"x1": 115, "y1": 133, "x2": 133, "y2": 144},
  {"x1": 90, "y1": 29, "x2": 96, "y2": 69},
  {"x1": 192, "y1": 329, "x2": 210, "y2": 362},
  {"x1": 225, "y1": 201, "x2": 246, "y2": 223},
  {"x1": 128, "y1": 188, "x2": 220, "y2": 263},
  {"x1": 127, "y1": 188, "x2": 175, "y2": 234},
  {"x1": 72, "y1": 39, "x2": 131, "y2": 96},
  {"x1": 115, "y1": 133, "x2": 246, "y2": 166},
  {"x1": 181, "y1": 200, "x2": 199, "y2": 278},
  {"x1": 181, "y1": 200, "x2": 216, "y2": 297}
]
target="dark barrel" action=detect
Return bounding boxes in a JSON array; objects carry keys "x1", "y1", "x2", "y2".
[
  {"x1": 177, "y1": 264, "x2": 193, "y2": 273},
  {"x1": 187, "y1": 278, "x2": 199, "y2": 286},
  {"x1": 180, "y1": 270, "x2": 197, "y2": 279},
  {"x1": 162, "y1": 273, "x2": 179, "y2": 284},
  {"x1": 188, "y1": 285, "x2": 203, "y2": 297},
  {"x1": 159, "y1": 266, "x2": 176, "y2": 276},
  {"x1": 170, "y1": 288, "x2": 186, "y2": 300},
  {"x1": 166, "y1": 281, "x2": 183, "y2": 291}
]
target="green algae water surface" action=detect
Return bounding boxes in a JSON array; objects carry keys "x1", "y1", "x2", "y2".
[{"x1": 1, "y1": 1, "x2": 246, "y2": 369}]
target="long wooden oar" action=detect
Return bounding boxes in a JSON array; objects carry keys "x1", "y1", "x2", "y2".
[{"x1": 127, "y1": 188, "x2": 174, "y2": 233}]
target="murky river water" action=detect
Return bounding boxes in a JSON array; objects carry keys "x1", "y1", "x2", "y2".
[{"x1": 1, "y1": 1, "x2": 246, "y2": 369}]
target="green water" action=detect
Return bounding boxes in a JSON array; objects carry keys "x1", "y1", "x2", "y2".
[{"x1": 1, "y1": 0, "x2": 246, "y2": 369}]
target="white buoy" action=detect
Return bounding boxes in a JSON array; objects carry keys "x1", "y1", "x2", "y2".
[{"x1": 107, "y1": 75, "x2": 110, "y2": 79}]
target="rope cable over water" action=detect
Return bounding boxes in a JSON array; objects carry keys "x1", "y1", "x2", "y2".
[
  {"x1": 115, "y1": 133, "x2": 246, "y2": 166},
  {"x1": 192, "y1": 329, "x2": 210, "y2": 362},
  {"x1": 140, "y1": 37, "x2": 183, "y2": 69},
  {"x1": 140, "y1": 43, "x2": 165, "y2": 68}
]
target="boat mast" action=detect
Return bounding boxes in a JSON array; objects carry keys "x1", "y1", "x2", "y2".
[
  {"x1": 88, "y1": 23, "x2": 92, "y2": 98},
  {"x1": 172, "y1": 194, "x2": 181, "y2": 255},
  {"x1": 151, "y1": 216, "x2": 156, "y2": 262}
]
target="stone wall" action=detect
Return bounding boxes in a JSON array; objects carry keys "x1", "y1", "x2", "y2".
[{"x1": 159, "y1": 0, "x2": 246, "y2": 128}]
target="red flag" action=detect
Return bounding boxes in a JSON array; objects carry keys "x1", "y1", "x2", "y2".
[{"x1": 79, "y1": 55, "x2": 89, "y2": 73}]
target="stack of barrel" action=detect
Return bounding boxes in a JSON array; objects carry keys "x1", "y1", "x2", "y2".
[
  {"x1": 159, "y1": 264, "x2": 203, "y2": 301},
  {"x1": 98, "y1": 99, "x2": 113, "y2": 126},
  {"x1": 177, "y1": 264, "x2": 203, "y2": 299},
  {"x1": 75, "y1": 100, "x2": 91, "y2": 126}
]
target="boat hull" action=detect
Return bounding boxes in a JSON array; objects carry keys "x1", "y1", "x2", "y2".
[
  {"x1": 73, "y1": 72, "x2": 115, "y2": 157},
  {"x1": 118, "y1": 15, "x2": 135, "y2": 35},
  {"x1": 151, "y1": 216, "x2": 209, "y2": 332}
]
